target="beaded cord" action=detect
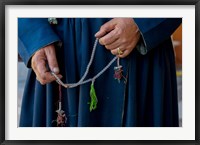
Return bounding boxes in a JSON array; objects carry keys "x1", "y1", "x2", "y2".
[
  {"x1": 51, "y1": 38, "x2": 123, "y2": 112},
  {"x1": 51, "y1": 38, "x2": 118, "y2": 88}
]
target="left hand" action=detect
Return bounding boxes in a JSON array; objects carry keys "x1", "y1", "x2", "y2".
[
  {"x1": 95, "y1": 18, "x2": 140, "y2": 58},
  {"x1": 31, "y1": 44, "x2": 62, "y2": 85}
]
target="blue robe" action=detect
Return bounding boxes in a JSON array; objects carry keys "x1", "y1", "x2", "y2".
[{"x1": 18, "y1": 18, "x2": 181, "y2": 127}]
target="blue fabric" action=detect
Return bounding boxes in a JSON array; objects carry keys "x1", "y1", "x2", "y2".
[
  {"x1": 18, "y1": 18, "x2": 61, "y2": 67},
  {"x1": 134, "y1": 18, "x2": 182, "y2": 54},
  {"x1": 18, "y1": 18, "x2": 181, "y2": 127}
]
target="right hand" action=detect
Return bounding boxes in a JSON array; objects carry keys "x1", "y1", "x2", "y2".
[
  {"x1": 95, "y1": 18, "x2": 140, "y2": 58},
  {"x1": 31, "y1": 44, "x2": 62, "y2": 85}
]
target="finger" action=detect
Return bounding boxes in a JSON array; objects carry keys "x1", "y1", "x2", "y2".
[
  {"x1": 110, "y1": 47, "x2": 125, "y2": 56},
  {"x1": 95, "y1": 19, "x2": 116, "y2": 38},
  {"x1": 104, "y1": 38, "x2": 121, "y2": 50},
  {"x1": 99, "y1": 29, "x2": 119, "y2": 46},
  {"x1": 37, "y1": 72, "x2": 63, "y2": 85},
  {"x1": 44, "y1": 45, "x2": 60, "y2": 74},
  {"x1": 31, "y1": 53, "x2": 46, "y2": 80},
  {"x1": 118, "y1": 49, "x2": 130, "y2": 58},
  {"x1": 41, "y1": 72, "x2": 63, "y2": 85},
  {"x1": 36, "y1": 59, "x2": 62, "y2": 85},
  {"x1": 36, "y1": 59, "x2": 50, "y2": 84}
]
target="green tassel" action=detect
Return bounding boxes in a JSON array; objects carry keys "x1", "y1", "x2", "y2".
[{"x1": 89, "y1": 82, "x2": 98, "y2": 112}]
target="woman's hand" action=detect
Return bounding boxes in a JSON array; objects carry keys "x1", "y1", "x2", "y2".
[
  {"x1": 31, "y1": 44, "x2": 62, "y2": 85},
  {"x1": 95, "y1": 18, "x2": 140, "y2": 58}
]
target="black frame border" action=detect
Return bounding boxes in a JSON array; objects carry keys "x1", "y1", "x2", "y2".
[{"x1": 0, "y1": 0, "x2": 200, "y2": 145}]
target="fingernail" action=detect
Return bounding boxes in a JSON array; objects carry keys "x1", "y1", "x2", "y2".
[
  {"x1": 53, "y1": 67, "x2": 59, "y2": 74},
  {"x1": 99, "y1": 39, "x2": 104, "y2": 45},
  {"x1": 95, "y1": 32, "x2": 99, "y2": 37}
]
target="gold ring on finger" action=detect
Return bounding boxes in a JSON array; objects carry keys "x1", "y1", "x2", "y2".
[{"x1": 117, "y1": 47, "x2": 123, "y2": 55}]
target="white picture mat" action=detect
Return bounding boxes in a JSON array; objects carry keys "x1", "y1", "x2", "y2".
[{"x1": 5, "y1": 5, "x2": 195, "y2": 140}]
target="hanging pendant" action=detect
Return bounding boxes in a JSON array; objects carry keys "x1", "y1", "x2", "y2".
[
  {"x1": 114, "y1": 65, "x2": 123, "y2": 83},
  {"x1": 114, "y1": 57, "x2": 123, "y2": 83},
  {"x1": 55, "y1": 102, "x2": 67, "y2": 127},
  {"x1": 52, "y1": 85, "x2": 67, "y2": 127},
  {"x1": 52, "y1": 103, "x2": 67, "y2": 127}
]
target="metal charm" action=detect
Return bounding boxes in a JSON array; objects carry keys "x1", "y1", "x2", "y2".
[
  {"x1": 52, "y1": 85, "x2": 67, "y2": 127},
  {"x1": 114, "y1": 65, "x2": 123, "y2": 83},
  {"x1": 52, "y1": 102, "x2": 67, "y2": 127}
]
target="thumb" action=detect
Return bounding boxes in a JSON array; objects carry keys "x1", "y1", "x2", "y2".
[
  {"x1": 44, "y1": 44, "x2": 60, "y2": 74},
  {"x1": 95, "y1": 19, "x2": 116, "y2": 38}
]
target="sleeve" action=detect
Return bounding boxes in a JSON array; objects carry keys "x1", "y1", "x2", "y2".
[
  {"x1": 18, "y1": 18, "x2": 61, "y2": 67},
  {"x1": 134, "y1": 18, "x2": 182, "y2": 55}
]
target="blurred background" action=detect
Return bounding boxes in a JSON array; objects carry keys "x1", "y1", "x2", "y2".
[
  {"x1": 172, "y1": 24, "x2": 182, "y2": 126},
  {"x1": 17, "y1": 24, "x2": 182, "y2": 126}
]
